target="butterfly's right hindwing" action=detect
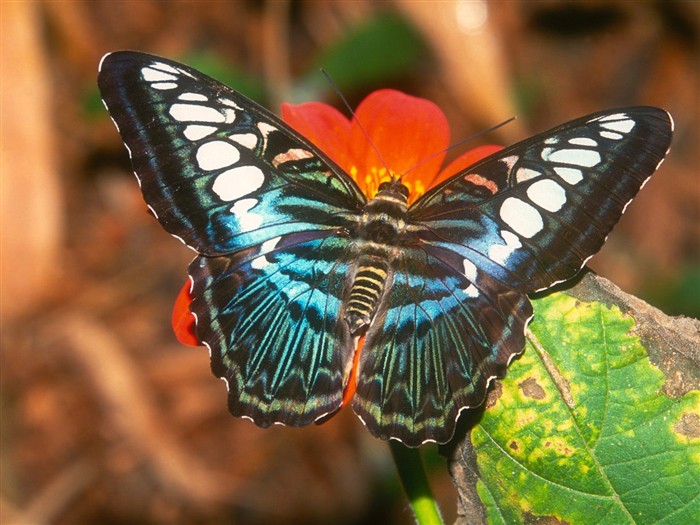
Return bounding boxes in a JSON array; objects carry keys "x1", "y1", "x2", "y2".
[{"x1": 353, "y1": 243, "x2": 532, "y2": 446}]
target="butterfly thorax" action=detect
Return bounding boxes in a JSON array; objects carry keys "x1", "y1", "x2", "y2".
[
  {"x1": 356, "y1": 179, "x2": 410, "y2": 241},
  {"x1": 345, "y1": 180, "x2": 411, "y2": 335}
]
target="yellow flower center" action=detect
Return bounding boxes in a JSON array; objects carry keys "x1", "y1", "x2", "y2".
[
  {"x1": 365, "y1": 166, "x2": 391, "y2": 198},
  {"x1": 351, "y1": 165, "x2": 427, "y2": 202}
]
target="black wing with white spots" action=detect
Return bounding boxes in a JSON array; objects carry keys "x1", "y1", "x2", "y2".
[
  {"x1": 410, "y1": 107, "x2": 673, "y2": 292},
  {"x1": 98, "y1": 51, "x2": 365, "y2": 256}
]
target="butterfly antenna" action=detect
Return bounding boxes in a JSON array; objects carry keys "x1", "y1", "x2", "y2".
[
  {"x1": 321, "y1": 69, "x2": 394, "y2": 179},
  {"x1": 401, "y1": 116, "x2": 517, "y2": 180}
]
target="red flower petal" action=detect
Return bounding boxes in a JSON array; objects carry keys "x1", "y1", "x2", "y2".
[
  {"x1": 172, "y1": 280, "x2": 201, "y2": 346},
  {"x1": 281, "y1": 101, "x2": 352, "y2": 174},
  {"x1": 432, "y1": 144, "x2": 504, "y2": 187},
  {"x1": 349, "y1": 89, "x2": 450, "y2": 199}
]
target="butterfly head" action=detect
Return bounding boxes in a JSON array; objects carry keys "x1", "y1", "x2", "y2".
[{"x1": 375, "y1": 179, "x2": 410, "y2": 207}]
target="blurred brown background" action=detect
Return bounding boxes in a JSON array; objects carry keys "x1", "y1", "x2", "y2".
[{"x1": 2, "y1": 2, "x2": 698, "y2": 524}]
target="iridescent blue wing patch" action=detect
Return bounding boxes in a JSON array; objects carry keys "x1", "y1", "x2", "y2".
[
  {"x1": 354, "y1": 244, "x2": 532, "y2": 447},
  {"x1": 189, "y1": 232, "x2": 355, "y2": 426}
]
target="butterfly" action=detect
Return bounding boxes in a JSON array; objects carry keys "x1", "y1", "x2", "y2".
[{"x1": 98, "y1": 51, "x2": 673, "y2": 447}]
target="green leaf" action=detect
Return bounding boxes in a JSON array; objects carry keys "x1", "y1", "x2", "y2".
[
  {"x1": 295, "y1": 13, "x2": 426, "y2": 99},
  {"x1": 471, "y1": 291, "x2": 700, "y2": 524}
]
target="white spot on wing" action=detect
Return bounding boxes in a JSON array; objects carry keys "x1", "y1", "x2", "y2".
[
  {"x1": 499, "y1": 197, "x2": 543, "y2": 238},
  {"x1": 231, "y1": 198, "x2": 263, "y2": 231},
  {"x1": 527, "y1": 179, "x2": 567, "y2": 212},
  {"x1": 221, "y1": 98, "x2": 243, "y2": 110},
  {"x1": 261, "y1": 236, "x2": 281, "y2": 253},
  {"x1": 222, "y1": 108, "x2": 237, "y2": 124},
  {"x1": 230, "y1": 133, "x2": 258, "y2": 149},
  {"x1": 212, "y1": 165, "x2": 265, "y2": 201},
  {"x1": 554, "y1": 166, "x2": 584, "y2": 185},
  {"x1": 600, "y1": 130, "x2": 623, "y2": 140},
  {"x1": 499, "y1": 155, "x2": 519, "y2": 170},
  {"x1": 568, "y1": 137, "x2": 597, "y2": 147},
  {"x1": 150, "y1": 61, "x2": 180, "y2": 75},
  {"x1": 595, "y1": 112, "x2": 627, "y2": 122},
  {"x1": 546, "y1": 148, "x2": 601, "y2": 167},
  {"x1": 600, "y1": 119, "x2": 635, "y2": 133},
  {"x1": 257, "y1": 122, "x2": 278, "y2": 137},
  {"x1": 141, "y1": 66, "x2": 177, "y2": 82},
  {"x1": 463, "y1": 284, "x2": 479, "y2": 298},
  {"x1": 170, "y1": 103, "x2": 227, "y2": 123},
  {"x1": 251, "y1": 236, "x2": 281, "y2": 270},
  {"x1": 179, "y1": 92, "x2": 208, "y2": 102},
  {"x1": 151, "y1": 82, "x2": 177, "y2": 90},
  {"x1": 462, "y1": 258, "x2": 477, "y2": 281},
  {"x1": 196, "y1": 141, "x2": 240, "y2": 171},
  {"x1": 489, "y1": 230, "x2": 522, "y2": 265},
  {"x1": 461, "y1": 258, "x2": 479, "y2": 297},
  {"x1": 515, "y1": 167, "x2": 540, "y2": 183},
  {"x1": 183, "y1": 125, "x2": 217, "y2": 141},
  {"x1": 272, "y1": 148, "x2": 314, "y2": 168}
]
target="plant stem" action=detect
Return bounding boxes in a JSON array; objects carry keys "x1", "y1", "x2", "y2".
[{"x1": 389, "y1": 440, "x2": 444, "y2": 525}]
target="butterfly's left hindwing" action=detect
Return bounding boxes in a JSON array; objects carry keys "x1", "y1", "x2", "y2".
[
  {"x1": 98, "y1": 52, "x2": 365, "y2": 256},
  {"x1": 189, "y1": 232, "x2": 355, "y2": 427}
]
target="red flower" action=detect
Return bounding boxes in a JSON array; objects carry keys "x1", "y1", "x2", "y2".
[
  {"x1": 172, "y1": 89, "x2": 502, "y2": 346},
  {"x1": 172, "y1": 278, "x2": 200, "y2": 346}
]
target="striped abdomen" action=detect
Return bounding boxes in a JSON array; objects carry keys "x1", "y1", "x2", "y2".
[{"x1": 345, "y1": 257, "x2": 390, "y2": 335}]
